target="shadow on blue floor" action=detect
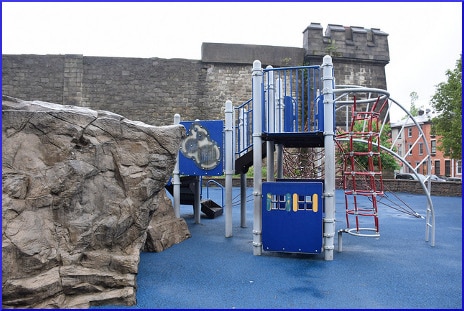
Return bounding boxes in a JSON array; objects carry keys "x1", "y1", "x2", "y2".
[{"x1": 93, "y1": 188, "x2": 462, "y2": 309}]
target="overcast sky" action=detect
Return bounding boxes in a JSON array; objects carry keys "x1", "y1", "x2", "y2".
[{"x1": 2, "y1": 2, "x2": 462, "y2": 121}]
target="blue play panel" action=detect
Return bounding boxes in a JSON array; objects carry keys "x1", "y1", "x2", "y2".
[
  {"x1": 261, "y1": 180, "x2": 323, "y2": 254},
  {"x1": 179, "y1": 120, "x2": 224, "y2": 176}
]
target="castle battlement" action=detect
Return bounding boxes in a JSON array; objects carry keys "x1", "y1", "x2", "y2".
[{"x1": 303, "y1": 22, "x2": 389, "y2": 64}]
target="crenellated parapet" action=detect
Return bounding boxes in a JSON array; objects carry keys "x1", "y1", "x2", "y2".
[{"x1": 303, "y1": 23, "x2": 389, "y2": 64}]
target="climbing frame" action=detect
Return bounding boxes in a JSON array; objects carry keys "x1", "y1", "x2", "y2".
[{"x1": 337, "y1": 96, "x2": 388, "y2": 237}]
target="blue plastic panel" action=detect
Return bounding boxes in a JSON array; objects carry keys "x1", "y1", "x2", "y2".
[
  {"x1": 284, "y1": 96, "x2": 295, "y2": 132},
  {"x1": 179, "y1": 120, "x2": 224, "y2": 176},
  {"x1": 262, "y1": 181, "x2": 323, "y2": 254}
]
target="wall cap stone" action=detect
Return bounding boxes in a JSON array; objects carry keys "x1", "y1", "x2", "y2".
[{"x1": 201, "y1": 42, "x2": 305, "y2": 67}]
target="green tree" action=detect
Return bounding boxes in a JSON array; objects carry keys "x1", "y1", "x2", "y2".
[
  {"x1": 409, "y1": 91, "x2": 420, "y2": 117},
  {"x1": 400, "y1": 91, "x2": 419, "y2": 120},
  {"x1": 430, "y1": 55, "x2": 462, "y2": 159},
  {"x1": 337, "y1": 121, "x2": 400, "y2": 172}
]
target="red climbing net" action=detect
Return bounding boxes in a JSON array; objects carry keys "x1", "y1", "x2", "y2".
[{"x1": 336, "y1": 96, "x2": 388, "y2": 236}]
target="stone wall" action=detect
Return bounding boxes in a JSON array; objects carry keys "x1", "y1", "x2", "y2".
[
  {"x1": 1, "y1": 54, "x2": 256, "y2": 126},
  {"x1": 204, "y1": 178, "x2": 462, "y2": 197},
  {"x1": 81, "y1": 57, "x2": 205, "y2": 125},
  {"x1": 2, "y1": 23, "x2": 390, "y2": 127},
  {"x1": 382, "y1": 180, "x2": 462, "y2": 197},
  {"x1": 2, "y1": 54, "x2": 66, "y2": 105},
  {"x1": 201, "y1": 42, "x2": 305, "y2": 67}
]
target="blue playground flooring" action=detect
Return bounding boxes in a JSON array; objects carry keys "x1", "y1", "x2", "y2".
[{"x1": 93, "y1": 188, "x2": 462, "y2": 309}]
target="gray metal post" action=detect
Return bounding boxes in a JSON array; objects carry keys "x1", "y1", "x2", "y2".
[
  {"x1": 337, "y1": 230, "x2": 343, "y2": 252},
  {"x1": 276, "y1": 145, "x2": 283, "y2": 179},
  {"x1": 225, "y1": 100, "x2": 234, "y2": 237},
  {"x1": 276, "y1": 77, "x2": 284, "y2": 179},
  {"x1": 252, "y1": 60, "x2": 263, "y2": 256},
  {"x1": 173, "y1": 113, "x2": 181, "y2": 218},
  {"x1": 266, "y1": 66, "x2": 275, "y2": 182},
  {"x1": 194, "y1": 175, "x2": 201, "y2": 224},
  {"x1": 322, "y1": 55, "x2": 336, "y2": 261},
  {"x1": 239, "y1": 108, "x2": 247, "y2": 158},
  {"x1": 267, "y1": 140, "x2": 275, "y2": 181},
  {"x1": 193, "y1": 118, "x2": 201, "y2": 224},
  {"x1": 240, "y1": 173, "x2": 247, "y2": 228}
]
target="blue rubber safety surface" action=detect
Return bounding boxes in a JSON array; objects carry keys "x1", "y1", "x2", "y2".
[{"x1": 93, "y1": 188, "x2": 462, "y2": 309}]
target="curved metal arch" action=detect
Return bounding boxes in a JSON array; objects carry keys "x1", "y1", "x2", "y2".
[{"x1": 334, "y1": 86, "x2": 435, "y2": 246}]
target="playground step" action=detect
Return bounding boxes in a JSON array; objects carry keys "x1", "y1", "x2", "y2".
[
  {"x1": 261, "y1": 132, "x2": 324, "y2": 148},
  {"x1": 201, "y1": 199, "x2": 223, "y2": 219},
  {"x1": 234, "y1": 142, "x2": 270, "y2": 174},
  {"x1": 165, "y1": 175, "x2": 199, "y2": 205}
]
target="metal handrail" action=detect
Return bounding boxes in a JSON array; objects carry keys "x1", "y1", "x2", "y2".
[
  {"x1": 262, "y1": 66, "x2": 323, "y2": 134},
  {"x1": 205, "y1": 179, "x2": 225, "y2": 208},
  {"x1": 234, "y1": 98, "x2": 253, "y2": 157}
]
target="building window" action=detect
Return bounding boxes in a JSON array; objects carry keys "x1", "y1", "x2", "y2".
[
  {"x1": 431, "y1": 140, "x2": 436, "y2": 154},
  {"x1": 408, "y1": 144, "x2": 413, "y2": 155},
  {"x1": 435, "y1": 160, "x2": 441, "y2": 175},
  {"x1": 419, "y1": 143, "x2": 423, "y2": 155},
  {"x1": 397, "y1": 144, "x2": 402, "y2": 157},
  {"x1": 457, "y1": 160, "x2": 462, "y2": 175},
  {"x1": 445, "y1": 160, "x2": 451, "y2": 177},
  {"x1": 408, "y1": 127, "x2": 413, "y2": 137}
]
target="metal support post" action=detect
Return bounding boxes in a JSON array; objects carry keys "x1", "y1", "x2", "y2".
[
  {"x1": 252, "y1": 60, "x2": 263, "y2": 256},
  {"x1": 338, "y1": 230, "x2": 343, "y2": 252},
  {"x1": 173, "y1": 113, "x2": 181, "y2": 218},
  {"x1": 194, "y1": 175, "x2": 201, "y2": 224},
  {"x1": 240, "y1": 173, "x2": 247, "y2": 228},
  {"x1": 276, "y1": 145, "x2": 283, "y2": 179},
  {"x1": 266, "y1": 66, "x2": 275, "y2": 182},
  {"x1": 322, "y1": 55, "x2": 336, "y2": 261},
  {"x1": 275, "y1": 77, "x2": 284, "y2": 179},
  {"x1": 276, "y1": 77, "x2": 284, "y2": 133},
  {"x1": 225, "y1": 100, "x2": 234, "y2": 237}
]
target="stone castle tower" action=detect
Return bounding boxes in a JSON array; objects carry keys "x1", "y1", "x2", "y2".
[
  {"x1": 303, "y1": 23, "x2": 390, "y2": 127},
  {"x1": 304, "y1": 22, "x2": 389, "y2": 89}
]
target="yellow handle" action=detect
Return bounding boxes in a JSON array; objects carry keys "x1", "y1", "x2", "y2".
[
  {"x1": 312, "y1": 194, "x2": 318, "y2": 212},
  {"x1": 293, "y1": 193, "x2": 298, "y2": 212}
]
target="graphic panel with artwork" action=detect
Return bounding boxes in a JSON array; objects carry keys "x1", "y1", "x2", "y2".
[{"x1": 179, "y1": 120, "x2": 224, "y2": 176}]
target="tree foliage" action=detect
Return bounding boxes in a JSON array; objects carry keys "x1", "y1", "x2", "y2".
[
  {"x1": 431, "y1": 55, "x2": 462, "y2": 160},
  {"x1": 409, "y1": 91, "x2": 420, "y2": 117},
  {"x1": 337, "y1": 121, "x2": 400, "y2": 172}
]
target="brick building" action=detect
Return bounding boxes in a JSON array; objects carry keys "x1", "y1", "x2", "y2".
[{"x1": 391, "y1": 109, "x2": 462, "y2": 179}]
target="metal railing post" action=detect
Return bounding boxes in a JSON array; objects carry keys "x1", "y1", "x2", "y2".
[
  {"x1": 276, "y1": 77, "x2": 284, "y2": 179},
  {"x1": 266, "y1": 66, "x2": 275, "y2": 182},
  {"x1": 322, "y1": 55, "x2": 335, "y2": 261},
  {"x1": 225, "y1": 100, "x2": 234, "y2": 237},
  {"x1": 252, "y1": 60, "x2": 263, "y2": 256},
  {"x1": 240, "y1": 173, "x2": 247, "y2": 228},
  {"x1": 173, "y1": 113, "x2": 181, "y2": 218}
]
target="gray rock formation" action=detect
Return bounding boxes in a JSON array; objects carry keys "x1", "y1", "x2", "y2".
[{"x1": 2, "y1": 96, "x2": 190, "y2": 308}]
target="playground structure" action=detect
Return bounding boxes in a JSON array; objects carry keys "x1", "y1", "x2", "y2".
[
  {"x1": 167, "y1": 119, "x2": 226, "y2": 222},
  {"x1": 171, "y1": 55, "x2": 435, "y2": 261}
]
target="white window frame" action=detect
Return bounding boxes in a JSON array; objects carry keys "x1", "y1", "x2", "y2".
[{"x1": 431, "y1": 140, "x2": 436, "y2": 154}]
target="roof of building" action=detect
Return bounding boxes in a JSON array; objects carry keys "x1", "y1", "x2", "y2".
[{"x1": 391, "y1": 107, "x2": 438, "y2": 128}]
